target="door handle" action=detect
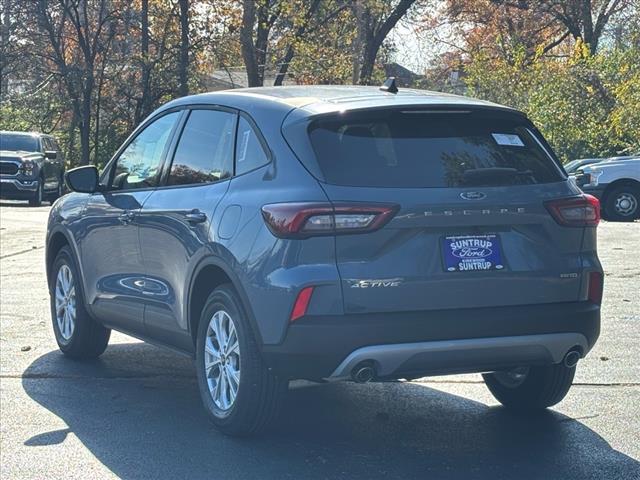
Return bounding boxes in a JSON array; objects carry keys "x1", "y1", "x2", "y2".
[
  {"x1": 184, "y1": 210, "x2": 207, "y2": 224},
  {"x1": 118, "y1": 211, "x2": 136, "y2": 224}
]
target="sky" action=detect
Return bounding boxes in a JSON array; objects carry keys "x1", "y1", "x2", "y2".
[{"x1": 390, "y1": 12, "x2": 456, "y2": 74}]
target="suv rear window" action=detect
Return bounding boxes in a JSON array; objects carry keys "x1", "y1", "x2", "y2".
[{"x1": 304, "y1": 111, "x2": 562, "y2": 188}]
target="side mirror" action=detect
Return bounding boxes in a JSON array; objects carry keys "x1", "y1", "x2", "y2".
[
  {"x1": 44, "y1": 150, "x2": 57, "y2": 160},
  {"x1": 65, "y1": 165, "x2": 99, "y2": 193}
]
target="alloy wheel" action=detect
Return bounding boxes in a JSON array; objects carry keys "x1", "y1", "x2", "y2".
[
  {"x1": 55, "y1": 264, "x2": 76, "y2": 340},
  {"x1": 204, "y1": 310, "x2": 241, "y2": 412}
]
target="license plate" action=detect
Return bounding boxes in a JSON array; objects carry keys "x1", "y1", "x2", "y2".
[{"x1": 441, "y1": 234, "x2": 504, "y2": 272}]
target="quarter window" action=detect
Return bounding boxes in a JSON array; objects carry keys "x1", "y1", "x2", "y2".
[
  {"x1": 42, "y1": 137, "x2": 53, "y2": 152},
  {"x1": 110, "y1": 111, "x2": 180, "y2": 191},
  {"x1": 167, "y1": 109, "x2": 236, "y2": 186},
  {"x1": 235, "y1": 116, "x2": 269, "y2": 175}
]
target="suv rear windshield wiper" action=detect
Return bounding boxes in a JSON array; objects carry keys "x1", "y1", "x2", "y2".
[{"x1": 462, "y1": 167, "x2": 535, "y2": 186}]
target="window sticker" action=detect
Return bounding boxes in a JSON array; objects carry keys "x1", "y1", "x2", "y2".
[
  {"x1": 492, "y1": 133, "x2": 525, "y2": 147},
  {"x1": 238, "y1": 130, "x2": 251, "y2": 163}
]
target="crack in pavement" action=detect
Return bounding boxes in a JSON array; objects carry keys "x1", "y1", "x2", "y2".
[{"x1": 0, "y1": 245, "x2": 44, "y2": 260}]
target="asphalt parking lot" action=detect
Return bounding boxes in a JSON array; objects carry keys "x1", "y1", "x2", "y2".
[{"x1": 0, "y1": 201, "x2": 638, "y2": 479}]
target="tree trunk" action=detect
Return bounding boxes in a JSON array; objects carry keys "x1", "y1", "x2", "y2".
[
  {"x1": 136, "y1": 0, "x2": 151, "y2": 122},
  {"x1": 580, "y1": 0, "x2": 596, "y2": 53},
  {"x1": 351, "y1": 2, "x2": 366, "y2": 84},
  {"x1": 0, "y1": 0, "x2": 10, "y2": 95},
  {"x1": 273, "y1": 0, "x2": 324, "y2": 86},
  {"x1": 274, "y1": 46, "x2": 295, "y2": 86},
  {"x1": 356, "y1": 0, "x2": 416, "y2": 85},
  {"x1": 358, "y1": 39, "x2": 378, "y2": 86},
  {"x1": 178, "y1": 0, "x2": 189, "y2": 97},
  {"x1": 240, "y1": 0, "x2": 260, "y2": 87},
  {"x1": 66, "y1": 112, "x2": 78, "y2": 166},
  {"x1": 79, "y1": 98, "x2": 91, "y2": 166}
]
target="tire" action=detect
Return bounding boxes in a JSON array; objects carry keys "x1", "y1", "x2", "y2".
[
  {"x1": 195, "y1": 284, "x2": 287, "y2": 436},
  {"x1": 50, "y1": 246, "x2": 110, "y2": 359},
  {"x1": 483, "y1": 364, "x2": 575, "y2": 410},
  {"x1": 28, "y1": 180, "x2": 43, "y2": 207},
  {"x1": 603, "y1": 185, "x2": 639, "y2": 222},
  {"x1": 48, "y1": 177, "x2": 64, "y2": 202}
]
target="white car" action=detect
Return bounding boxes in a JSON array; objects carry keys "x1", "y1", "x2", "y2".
[{"x1": 574, "y1": 157, "x2": 640, "y2": 221}]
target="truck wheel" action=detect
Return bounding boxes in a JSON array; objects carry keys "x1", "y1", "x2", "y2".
[
  {"x1": 195, "y1": 284, "x2": 287, "y2": 436},
  {"x1": 49, "y1": 176, "x2": 64, "y2": 202},
  {"x1": 483, "y1": 364, "x2": 575, "y2": 410},
  {"x1": 28, "y1": 181, "x2": 43, "y2": 207},
  {"x1": 50, "y1": 246, "x2": 111, "y2": 358},
  {"x1": 603, "y1": 185, "x2": 639, "y2": 222}
]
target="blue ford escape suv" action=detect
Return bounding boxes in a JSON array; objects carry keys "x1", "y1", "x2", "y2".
[{"x1": 46, "y1": 84, "x2": 603, "y2": 436}]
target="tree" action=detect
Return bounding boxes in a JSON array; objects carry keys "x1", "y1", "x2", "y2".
[
  {"x1": 465, "y1": 37, "x2": 640, "y2": 161},
  {"x1": 351, "y1": 0, "x2": 418, "y2": 85},
  {"x1": 239, "y1": 0, "x2": 282, "y2": 87},
  {"x1": 494, "y1": 0, "x2": 632, "y2": 54},
  {"x1": 178, "y1": 0, "x2": 189, "y2": 96},
  {"x1": 33, "y1": 0, "x2": 119, "y2": 165},
  {"x1": 438, "y1": 0, "x2": 570, "y2": 64},
  {"x1": 273, "y1": 0, "x2": 322, "y2": 86},
  {"x1": 282, "y1": 2, "x2": 356, "y2": 84}
]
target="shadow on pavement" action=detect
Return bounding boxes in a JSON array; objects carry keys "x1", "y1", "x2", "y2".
[{"x1": 22, "y1": 342, "x2": 639, "y2": 479}]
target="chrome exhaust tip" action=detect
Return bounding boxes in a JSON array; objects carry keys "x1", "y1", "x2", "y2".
[
  {"x1": 564, "y1": 350, "x2": 581, "y2": 368},
  {"x1": 352, "y1": 363, "x2": 376, "y2": 383}
]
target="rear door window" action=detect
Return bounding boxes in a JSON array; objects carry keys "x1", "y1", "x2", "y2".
[
  {"x1": 167, "y1": 109, "x2": 236, "y2": 186},
  {"x1": 304, "y1": 111, "x2": 562, "y2": 188}
]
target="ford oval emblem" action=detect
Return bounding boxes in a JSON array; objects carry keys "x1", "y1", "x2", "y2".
[
  {"x1": 460, "y1": 191, "x2": 486, "y2": 200},
  {"x1": 451, "y1": 246, "x2": 493, "y2": 259}
]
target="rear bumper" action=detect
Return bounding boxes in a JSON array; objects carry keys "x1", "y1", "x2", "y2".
[
  {"x1": 261, "y1": 301, "x2": 600, "y2": 380},
  {"x1": 328, "y1": 333, "x2": 587, "y2": 380}
]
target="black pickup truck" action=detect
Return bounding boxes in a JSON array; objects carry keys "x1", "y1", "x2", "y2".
[{"x1": 0, "y1": 131, "x2": 65, "y2": 206}]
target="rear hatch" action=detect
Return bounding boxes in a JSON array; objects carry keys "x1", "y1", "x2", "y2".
[{"x1": 284, "y1": 107, "x2": 585, "y2": 314}]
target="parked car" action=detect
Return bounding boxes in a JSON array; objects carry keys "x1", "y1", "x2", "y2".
[
  {"x1": 564, "y1": 158, "x2": 605, "y2": 174},
  {"x1": 564, "y1": 154, "x2": 639, "y2": 175},
  {"x1": 46, "y1": 84, "x2": 603, "y2": 436},
  {"x1": 574, "y1": 157, "x2": 640, "y2": 221},
  {"x1": 0, "y1": 131, "x2": 65, "y2": 206}
]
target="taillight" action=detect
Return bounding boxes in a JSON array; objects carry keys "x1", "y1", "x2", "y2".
[
  {"x1": 588, "y1": 271, "x2": 603, "y2": 305},
  {"x1": 545, "y1": 195, "x2": 600, "y2": 227},
  {"x1": 261, "y1": 202, "x2": 398, "y2": 239},
  {"x1": 290, "y1": 286, "x2": 314, "y2": 322}
]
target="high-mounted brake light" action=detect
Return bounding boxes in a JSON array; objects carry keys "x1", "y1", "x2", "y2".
[
  {"x1": 261, "y1": 202, "x2": 398, "y2": 239},
  {"x1": 545, "y1": 194, "x2": 600, "y2": 227}
]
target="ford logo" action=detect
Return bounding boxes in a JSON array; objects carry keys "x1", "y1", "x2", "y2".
[
  {"x1": 451, "y1": 247, "x2": 493, "y2": 258},
  {"x1": 460, "y1": 191, "x2": 486, "y2": 200}
]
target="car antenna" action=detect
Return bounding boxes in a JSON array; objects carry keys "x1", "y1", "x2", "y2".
[{"x1": 379, "y1": 77, "x2": 398, "y2": 94}]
